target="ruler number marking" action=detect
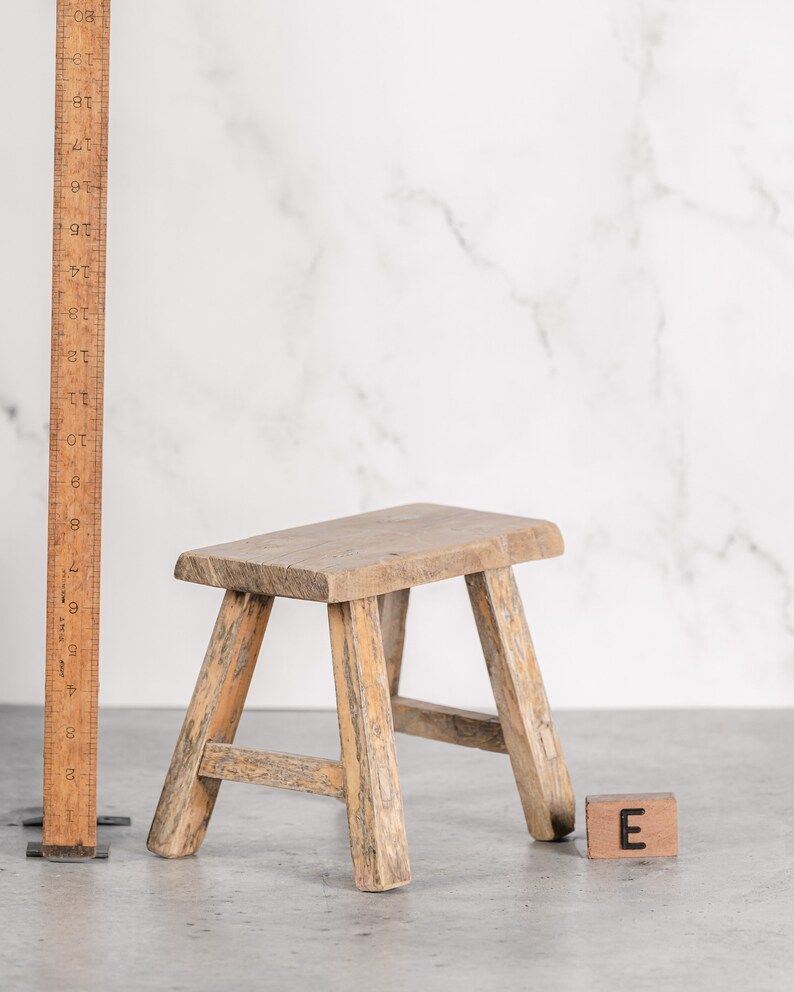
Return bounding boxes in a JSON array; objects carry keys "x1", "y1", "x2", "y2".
[{"x1": 43, "y1": 0, "x2": 110, "y2": 853}]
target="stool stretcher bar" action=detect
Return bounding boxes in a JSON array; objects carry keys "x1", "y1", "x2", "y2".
[
  {"x1": 199, "y1": 743, "x2": 345, "y2": 799},
  {"x1": 391, "y1": 697, "x2": 507, "y2": 753}
]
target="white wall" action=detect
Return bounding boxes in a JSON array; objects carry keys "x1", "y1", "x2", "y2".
[{"x1": 3, "y1": 0, "x2": 793, "y2": 709}]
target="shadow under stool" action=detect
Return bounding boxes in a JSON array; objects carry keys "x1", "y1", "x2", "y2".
[{"x1": 147, "y1": 503, "x2": 575, "y2": 891}]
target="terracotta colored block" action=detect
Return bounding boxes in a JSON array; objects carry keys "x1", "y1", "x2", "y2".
[{"x1": 586, "y1": 793, "x2": 678, "y2": 859}]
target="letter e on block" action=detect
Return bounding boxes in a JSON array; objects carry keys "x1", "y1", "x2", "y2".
[{"x1": 586, "y1": 793, "x2": 678, "y2": 859}]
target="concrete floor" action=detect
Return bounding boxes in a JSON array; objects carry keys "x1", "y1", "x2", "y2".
[{"x1": 0, "y1": 706, "x2": 791, "y2": 991}]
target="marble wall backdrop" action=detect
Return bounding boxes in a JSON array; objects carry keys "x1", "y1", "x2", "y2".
[{"x1": 3, "y1": 1, "x2": 793, "y2": 708}]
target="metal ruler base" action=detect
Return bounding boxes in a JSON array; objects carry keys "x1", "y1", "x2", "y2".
[
  {"x1": 24, "y1": 809, "x2": 129, "y2": 859},
  {"x1": 27, "y1": 841, "x2": 110, "y2": 861},
  {"x1": 22, "y1": 812, "x2": 131, "y2": 828}
]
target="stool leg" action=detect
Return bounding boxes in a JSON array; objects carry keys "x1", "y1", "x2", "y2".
[
  {"x1": 147, "y1": 590, "x2": 273, "y2": 858},
  {"x1": 466, "y1": 567, "x2": 575, "y2": 841},
  {"x1": 328, "y1": 597, "x2": 411, "y2": 891},
  {"x1": 377, "y1": 588, "x2": 410, "y2": 696}
]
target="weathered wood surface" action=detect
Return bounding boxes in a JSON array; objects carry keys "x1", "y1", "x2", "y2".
[
  {"x1": 392, "y1": 696, "x2": 506, "y2": 752},
  {"x1": 467, "y1": 568, "x2": 574, "y2": 841},
  {"x1": 200, "y1": 743, "x2": 344, "y2": 799},
  {"x1": 378, "y1": 588, "x2": 410, "y2": 696},
  {"x1": 147, "y1": 590, "x2": 273, "y2": 858},
  {"x1": 175, "y1": 503, "x2": 563, "y2": 602},
  {"x1": 328, "y1": 596, "x2": 411, "y2": 891},
  {"x1": 586, "y1": 793, "x2": 678, "y2": 859}
]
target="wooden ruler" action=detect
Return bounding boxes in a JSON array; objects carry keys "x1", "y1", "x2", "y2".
[{"x1": 41, "y1": 0, "x2": 111, "y2": 860}]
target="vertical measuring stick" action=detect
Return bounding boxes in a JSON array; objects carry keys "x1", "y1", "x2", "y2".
[{"x1": 41, "y1": 0, "x2": 111, "y2": 860}]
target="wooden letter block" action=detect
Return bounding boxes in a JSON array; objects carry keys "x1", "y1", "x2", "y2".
[{"x1": 586, "y1": 793, "x2": 677, "y2": 859}]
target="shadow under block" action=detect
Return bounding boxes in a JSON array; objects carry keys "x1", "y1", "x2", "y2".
[{"x1": 586, "y1": 793, "x2": 678, "y2": 859}]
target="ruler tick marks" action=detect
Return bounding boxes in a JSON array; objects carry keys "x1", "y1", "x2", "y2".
[{"x1": 42, "y1": 1, "x2": 111, "y2": 861}]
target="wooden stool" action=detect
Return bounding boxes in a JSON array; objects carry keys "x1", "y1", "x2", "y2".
[{"x1": 147, "y1": 503, "x2": 575, "y2": 891}]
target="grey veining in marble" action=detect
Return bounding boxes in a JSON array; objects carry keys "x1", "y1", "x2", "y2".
[{"x1": 2, "y1": 2, "x2": 793, "y2": 708}]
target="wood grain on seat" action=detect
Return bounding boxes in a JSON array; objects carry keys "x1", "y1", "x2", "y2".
[{"x1": 174, "y1": 503, "x2": 563, "y2": 603}]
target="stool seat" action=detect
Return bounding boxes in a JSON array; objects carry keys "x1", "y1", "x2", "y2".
[{"x1": 175, "y1": 502, "x2": 563, "y2": 602}]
